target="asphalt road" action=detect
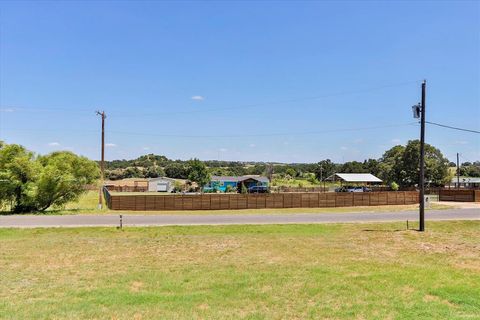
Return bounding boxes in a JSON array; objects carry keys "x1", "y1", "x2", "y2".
[{"x1": 0, "y1": 208, "x2": 478, "y2": 228}]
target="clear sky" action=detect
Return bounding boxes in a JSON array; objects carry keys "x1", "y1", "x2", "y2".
[{"x1": 0, "y1": 1, "x2": 479, "y2": 163}]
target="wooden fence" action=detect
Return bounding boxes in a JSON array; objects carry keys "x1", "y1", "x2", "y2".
[
  {"x1": 439, "y1": 189, "x2": 480, "y2": 202},
  {"x1": 105, "y1": 191, "x2": 419, "y2": 211},
  {"x1": 105, "y1": 185, "x2": 149, "y2": 192}
]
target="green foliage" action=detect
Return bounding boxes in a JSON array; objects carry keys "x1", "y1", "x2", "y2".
[
  {"x1": 390, "y1": 181, "x2": 399, "y2": 191},
  {"x1": 315, "y1": 159, "x2": 337, "y2": 181},
  {"x1": 187, "y1": 158, "x2": 210, "y2": 189},
  {"x1": 143, "y1": 166, "x2": 165, "y2": 178},
  {"x1": 0, "y1": 143, "x2": 99, "y2": 213},
  {"x1": 340, "y1": 161, "x2": 368, "y2": 173},
  {"x1": 380, "y1": 140, "x2": 449, "y2": 187},
  {"x1": 459, "y1": 162, "x2": 480, "y2": 177},
  {"x1": 165, "y1": 163, "x2": 189, "y2": 179},
  {"x1": 241, "y1": 183, "x2": 248, "y2": 194},
  {"x1": 225, "y1": 185, "x2": 236, "y2": 193}
]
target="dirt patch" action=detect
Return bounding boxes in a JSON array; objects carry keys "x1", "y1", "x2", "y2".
[
  {"x1": 423, "y1": 294, "x2": 456, "y2": 307},
  {"x1": 130, "y1": 281, "x2": 144, "y2": 292}
]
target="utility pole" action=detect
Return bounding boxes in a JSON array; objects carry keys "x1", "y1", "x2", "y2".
[
  {"x1": 419, "y1": 80, "x2": 426, "y2": 232},
  {"x1": 319, "y1": 165, "x2": 324, "y2": 192},
  {"x1": 96, "y1": 111, "x2": 106, "y2": 209},
  {"x1": 456, "y1": 153, "x2": 460, "y2": 189}
]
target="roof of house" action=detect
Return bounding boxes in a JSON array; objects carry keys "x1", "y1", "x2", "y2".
[
  {"x1": 451, "y1": 176, "x2": 480, "y2": 183},
  {"x1": 326, "y1": 173, "x2": 382, "y2": 183},
  {"x1": 211, "y1": 175, "x2": 269, "y2": 183}
]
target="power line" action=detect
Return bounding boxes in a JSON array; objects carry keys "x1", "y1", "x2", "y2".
[
  {"x1": 0, "y1": 79, "x2": 422, "y2": 117},
  {"x1": 112, "y1": 80, "x2": 422, "y2": 118},
  {"x1": 1, "y1": 122, "x2": 418, "y2": 139},
  {"x1": 425, "y1": 121, "x2": 480, "y2": 134}
]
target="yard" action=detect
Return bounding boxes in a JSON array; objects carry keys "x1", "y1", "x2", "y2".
[{"x1": 0, "y1": 221, "x2": 479, "y2": 319}]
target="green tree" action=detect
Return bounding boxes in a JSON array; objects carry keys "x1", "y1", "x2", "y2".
[
  {"x1": 340, "y1": 161, "x2": 368, "y2": 173},
  {"x1": 378, "y1": 145, "x2": 406, "y2": 185},
  {"x1": 165, "y1": 163, "x2": 189, "y2": 179},
  {"x1": 144, "y1": 166, "x2": 165, "y2": 178},
  {"x1": 35, "y1": 151, "x2": 100, "y2": 211},
  {"x1": 379, "y1": 140, "x2": 449, "y2": 187},
  {"x1": 315, "y1": 159, "x2": 337, "y2": 181},
  {"x1": 0, "y1": 143, "x2": 37, "y2": 211},
  {"x1": 0, "y1": 143, "x2": 99, "y2": 213},
  {"x1": 187, "y1": 158, "x2": 210, "y2": 191}
]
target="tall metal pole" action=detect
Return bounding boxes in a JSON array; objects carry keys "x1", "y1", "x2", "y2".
[
  {"x1": 456, "y1": 152, "x2": 460, "y2": 189},
  {"x1": 96, "y1": 111, "x2": 106, "y2": 209},
  {"x1": 419, "y1": 80, "x2": 426, "y2": 232}
]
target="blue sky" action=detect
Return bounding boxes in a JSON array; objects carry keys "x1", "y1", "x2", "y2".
[{"x1": 0, "y1": 1, "x2": 478, "y2": 163}]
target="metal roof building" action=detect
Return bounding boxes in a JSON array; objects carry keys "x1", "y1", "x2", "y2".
[{"x1": 325, "y1": 173, "x2": 382, "y2": 184}]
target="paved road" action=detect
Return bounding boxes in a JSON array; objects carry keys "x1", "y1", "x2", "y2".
[{"x1": 0, "y1": 208, "x2": 478, "y2": 228}]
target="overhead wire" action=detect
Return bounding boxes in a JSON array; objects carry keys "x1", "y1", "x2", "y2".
[{"x1": 425, "y1": 121, "x2": 480, "y2": 134}]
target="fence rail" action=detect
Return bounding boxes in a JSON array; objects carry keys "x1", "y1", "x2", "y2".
[{"x1": 104, "y1": 191, "x2": 419, "y2": 211}]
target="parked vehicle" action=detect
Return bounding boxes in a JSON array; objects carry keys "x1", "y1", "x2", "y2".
[
  {"x1": 248, "y1": 186, "x2": 269, "y2": 193},
  {"x1": 335, "y1": 186, "x2": 372, "y2": 192}
]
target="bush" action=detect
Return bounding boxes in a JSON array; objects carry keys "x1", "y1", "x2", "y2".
[
  {"x1": 390, "y1": 182, "x2": 399, "y2": 191},
  {"x1": 225, "y1": 185, "x2": 236, "y2": 193},
  {"x1": 241, "y1": 183, "x2": 248, "y2": 194}
]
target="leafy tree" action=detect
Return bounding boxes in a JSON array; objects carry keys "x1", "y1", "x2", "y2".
[
  {"x1": 340, "y1": 161, "x2": 368, "y2": 173},
  {"x1": 144, "y1": 166, "x2": 165, "y2": 178},
  {"x1": 123, "y1": 167, "x2": 142, "y2": 178},
  {"x1": 165, "y1": 163, "x2": 189, "y2": 179},
  {"x1": 459, "y1": 163, "x2": 480, "y2": 177},
  {"x1": 0, "y1": 143, "x2": 99, "y2": 213},
  {"x1": 379, "y1": 140, "x2": 449, "y2": 187},
  {"x1": 378, "y1": 145, "x2": 406, "y2": 185},
  {"x1": 0, "y1": 143, "x2": 37, "y2": 211},
  {"x1": 187, "y1": 158, "x2": 210, "y2": 190},
  {"x1": 34, "y1": 152, "x2": 100, "y2": 211},
  {"x1": 314, "y1": 159, "x2": 337, "y2": 181}
]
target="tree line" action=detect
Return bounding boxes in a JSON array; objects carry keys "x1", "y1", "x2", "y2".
[
  {"x1": 104, "y1": 140, "x2": 462, "y2": 188},
  {"x1": 2, "y1": 139, "x2": 476, "y2": 213}
]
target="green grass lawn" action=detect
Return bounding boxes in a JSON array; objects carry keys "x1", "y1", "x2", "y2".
[{"x1": 0, "y1": 221, "x2": 478, "y2": 319}]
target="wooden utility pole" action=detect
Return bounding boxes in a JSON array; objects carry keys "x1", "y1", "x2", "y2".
[
  {"x1": 419, "y1": 80, "x2": 426, "y2": 232},
  {"x1": 456, "y1": 153, "x2": 460, "y2": 189},
  {"x1": 96, "y1": 111, "x2": 106, "y2": 209}
]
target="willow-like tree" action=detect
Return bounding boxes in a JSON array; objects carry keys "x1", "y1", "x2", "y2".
[{"x1": 0, "y1": 142, "x2": 99, "y2": 213}]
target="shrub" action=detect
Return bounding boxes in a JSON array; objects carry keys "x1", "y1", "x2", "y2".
[{"x1": 390, "y1": 181, "x2": 399, "y2": 191}]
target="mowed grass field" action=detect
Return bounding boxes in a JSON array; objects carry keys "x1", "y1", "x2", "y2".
[
  {"x1": 1, "y1": 221, "x2": 479, "y2": 319},
  {"x1": 55, "y1": 190, "x2": 454, "y2": 215}
]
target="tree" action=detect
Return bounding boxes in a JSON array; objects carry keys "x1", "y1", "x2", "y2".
[
  {"x1": 35, "y1": 152, "x2": 100, "y2": 211},
  {"x1": 314, "y1": 159, "x2": 337, "y2": 181},
  {"x1": 0, "y1": 143, "x2": 99, "y2": 213},
  {"x1": 187, "y1": 158, "x2": 210, "y2": 190},
  {"x1": 0, "y1": 143, "x2": 37, "y2": 211},
  {"x1": 165, "y1": 163, "x2": 189, "y2": 179},
  {"x1": 379, "y1": 140, "x2": 449, "y2": 187},
  {"x1": 378, "y1": 145, "x2": 406, "y2": 185},
  {"x1": 340, "y1": 161, "x2": 368, "y2": 173},
  {"x1": 144, "y1": 166, "x2": 165, "y2": 178}
]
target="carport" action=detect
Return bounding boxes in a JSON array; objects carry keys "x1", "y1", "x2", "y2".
[{"x1": 325, "y1": 173, "x2": 382, "y2": 186}]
